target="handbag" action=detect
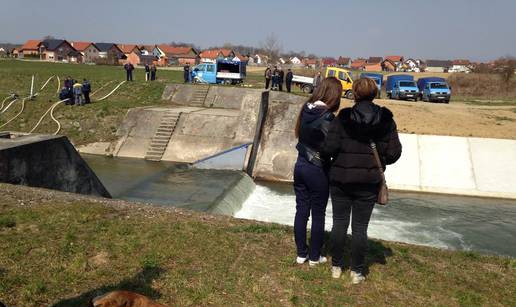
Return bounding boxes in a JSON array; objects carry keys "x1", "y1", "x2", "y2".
[{"x1": 370, "y1": 141, "x2": 388, "y2": 205}]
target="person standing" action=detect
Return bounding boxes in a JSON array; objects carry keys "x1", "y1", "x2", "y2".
[
  {"x1": 82, "y1": 79, "x2": 91, "y2": 104},
  {"x1": 278, "y1": 67, "x2": 285, "y2": 91},
  {"x1": 322, "y1": 78, "x2": 402, "y2": 284},
  {"x1": 184, "y1": 65, "x2": 190, "y2": 83},
  {"x1": 144, "y1": 64, "x2": 150, "y2": 81},
  {"x1": 293, "y1": 77, "x2": 343, "y2": 267},
  {"x1": 264, "y1": 65, "x2": 272, "y2": 89},
  {"x1": 72, "y1": 82, "x2": 83, "y2": 106},
  {"x1": 286, "y1": 69, "x2": 294, "y2": 93},
  {"x1": 150, "y1": 64, "x2": 157, "y2": 81},
  {"x1": 313, "y1": 72, "x2": 322, "y2": 92},
  {"x1": 124, "y1": 62, "x2": 134, "y2": 81},
  {"x1": 272, "y1": 66, "x2": 279, "y2": 90}
]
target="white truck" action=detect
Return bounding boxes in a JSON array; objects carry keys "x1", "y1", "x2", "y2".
[{"x1": 291, "y1": 75, "x2": 315, "y2": 93}]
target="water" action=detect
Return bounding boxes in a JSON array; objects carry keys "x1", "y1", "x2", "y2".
[
  {"x1": 236, "y1": 182, "x2": 516, "y2": 257},
  {"x1": 83, "y1": 154, "x2": 516, "y2": 257}
]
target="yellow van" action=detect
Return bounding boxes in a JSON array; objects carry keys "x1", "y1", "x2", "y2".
[{"x1": 325, "y1": 67, "x2": 354, "y2": 99}]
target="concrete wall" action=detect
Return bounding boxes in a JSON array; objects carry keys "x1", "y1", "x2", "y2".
[{"x1": 0, "y1": 134, "x2": 110, "y2": 198}]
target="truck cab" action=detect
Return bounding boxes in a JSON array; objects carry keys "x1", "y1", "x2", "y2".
[
  {"x1": 422, "y1": 82, "x2": 451, "y2": 103},
  {"x1": 392, "y1": 80, "x2": 419, "y2": 101},
  {"x1": 325, "y1": 67, "x2": 353, "y2": 99},
  {"x1": 192, "y1": 60, "x2": 246, "y2": 85}
]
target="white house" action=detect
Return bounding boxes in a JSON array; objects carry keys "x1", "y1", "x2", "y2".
[
  {"x1": 449, "y1": 60, "x2": 472, "y2": 73},
  {"x1": 290, "y1": 56, "x2": 302, "y2": 65},
  {"x1": 278, "y1": 57, "x2": 286, "y2": 65},
  {"x1": 403, "y1": 58, "x2": 421, "y2": 72}
]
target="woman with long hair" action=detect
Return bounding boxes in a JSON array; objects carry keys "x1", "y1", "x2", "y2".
[
  {"x1": 323, "y1": 78, "x2": 402, "y2": 284},
  {"x1": 293, "y1": 77, "x2": 342, "y2": 266}
]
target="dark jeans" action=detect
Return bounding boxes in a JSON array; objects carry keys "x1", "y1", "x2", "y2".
[
  {"x1": 330, "y1": 183, "x2": 377, "y2": 273},
  {"x1": 126, "y1": 71, "x2": 133, "y2": 81},
  {"x1": 83, "y1": 91, "x2": 90, "y2": 104},
  {"x1": 286, "y1": 81, "x2": 292, "y2": 92},
  {"x1": 294, "y1": 156, "x2": 329, "y2": 261},
  {"x1": 279, "y1": 82, "x2": 283, "y2": 91},
  {"x1": 265, "y1": 78, "x2": 270, "y2": 89}
]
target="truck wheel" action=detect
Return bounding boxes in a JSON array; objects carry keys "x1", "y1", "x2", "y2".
[
  {"x1": 302, "y1": 85, "x2": 313, "y2": 93},
  {"x1": 345, "y1": 91, "x2": 354, "y2": 100},
  {"x1": 387, "y1": 93, "x2": 391, "y2": 99}
]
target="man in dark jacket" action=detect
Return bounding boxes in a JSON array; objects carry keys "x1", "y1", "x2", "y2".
[
  {"x1": 264, "y1": 65, "x2": 272, "y2": 89},
  {"x1": 286, "y1": 69, "x2": 294, "y2": 93},
  {"x1": 322, "y1": 78, "x2": 401, "y2": 283},
  {"x1": 124, "y1": 63, "x2": 134, "y2": 81},
  {"x1": 144, "y1": 64, "x2": 150, "y2": 81},
  {"x1": 278, "y1": 67, "x2": 285, "y2": 91},
  {"x1": 184, "y1": 65, "x2": 190, "y2": 83},
  {"x1": 82, "y1": 79, "x2": 91, "y2": 104}
]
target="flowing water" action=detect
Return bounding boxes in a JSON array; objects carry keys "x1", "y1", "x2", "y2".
[{"x1": 83, "y1": 155, "x2": 516, "y2": 257}]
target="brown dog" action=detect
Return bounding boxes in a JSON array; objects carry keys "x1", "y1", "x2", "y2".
[{"x1": 91, "y1": 291, "x2": 167, "y2": 307}]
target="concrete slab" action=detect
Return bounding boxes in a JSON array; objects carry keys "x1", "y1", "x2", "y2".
[
  {"x1": 469, "y1": 137, "x2": 516, "y2": 195},
  {"x1": 386, "y1": 134, "x2": 420, "y2": 190},
  {"x1": 76, "y1": 142, "x2": 111, "y2": 155},
  {"x1": 418, "y1": 135, "x2": 476, "y2": 191}
]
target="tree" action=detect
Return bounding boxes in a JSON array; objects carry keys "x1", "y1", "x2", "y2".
[
  {"x1": 260, "y1": 33, "x2": 282, "y2": 64},
  {"x1": 494, "y1": 56, "x2": 516, "y2": 94}
]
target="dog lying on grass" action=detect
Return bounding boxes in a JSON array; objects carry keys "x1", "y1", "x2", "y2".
[{"x1": 90, "y1": 291, "x2": 167, "y2": 307}]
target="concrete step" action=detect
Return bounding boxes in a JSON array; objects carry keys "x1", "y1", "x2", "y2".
[
  {"x1": 157, "y1": 128, "x2": 174, "y2": 132},
  {"x1": 146, "y1": 150, "x2": 165, "y2": 156},
  {"x1": 151, "y1": 139, "x2": 170, "y2": 144}
]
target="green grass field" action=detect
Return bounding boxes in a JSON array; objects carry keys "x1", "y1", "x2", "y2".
[{"x1": 1, "y1": 184, "x2": 515, "y2": 306}]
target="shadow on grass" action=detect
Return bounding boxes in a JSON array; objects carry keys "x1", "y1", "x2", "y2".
[
  {"x1": 321, "y1": 232, "x2": 393, "y2": 275},
  {"x1": 51, "y1": 265, "x2": 164, "y2": 307}
]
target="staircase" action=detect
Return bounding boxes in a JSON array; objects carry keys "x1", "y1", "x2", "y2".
[
  {"x1": 144, "y1": 111, "x2": 181, "y2": 161},
  {"x1": 190, "y1": 85, "x2": 210, "y2": 107}
]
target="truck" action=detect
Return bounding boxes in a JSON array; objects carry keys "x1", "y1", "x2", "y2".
[
  {"x1": 417, "y1": 77, "x2": 452, "y2": 103},
  {"x1": 386, "y1": 75, "x2": 419, "y2": 101},
  {"x1": 291, "y1": 67, "x2": 354, "y2": 99},
  {"x1": 360, "y1": 72, "x2": 383, "y2": 98},
  {"x1": 191, "y1": 60, "x2": 247, "y2": 85}
]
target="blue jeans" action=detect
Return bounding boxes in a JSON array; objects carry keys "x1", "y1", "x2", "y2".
[{"x1": 293, "y1": 156, "x2": 329, "y2": 261}]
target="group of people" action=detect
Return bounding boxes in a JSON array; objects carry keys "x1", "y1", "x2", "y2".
[
  {"x1": 293, "y1": 77, "x2": 402, "y2": 284},
  {"x1": 59, "y1": 76, "x2": 91, "y2": 106},
  {"x1": 264, "y1": 65, "x2": 294, "y2": 92},
  {"x1": 123, "y1": 62, "x2": 157, "y2": 81}
]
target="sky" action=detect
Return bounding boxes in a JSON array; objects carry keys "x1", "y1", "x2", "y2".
[{"x1": 1, "y1": 0, "x2": 515, "y2": 61}]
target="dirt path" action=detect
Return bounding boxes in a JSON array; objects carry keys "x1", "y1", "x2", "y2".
[{"x1": 339, "y1": 99, "x2": 516, "y2": 139}]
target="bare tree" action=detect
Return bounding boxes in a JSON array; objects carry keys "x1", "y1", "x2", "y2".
[
  {"x1": 494, "y1": 56, "x2": 516, "y2": 94},
  {"x1": 260, "y1": 33, "x2": 282, "y2": 64}
]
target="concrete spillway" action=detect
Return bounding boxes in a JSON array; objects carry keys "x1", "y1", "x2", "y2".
[{"x1": 77, "y1": 84, "x2": 516, "y2": 199}]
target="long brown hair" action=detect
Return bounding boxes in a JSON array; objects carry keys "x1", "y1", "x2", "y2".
[{"x1": 295, "y1": 77, "x2": 342, "y2": 138}]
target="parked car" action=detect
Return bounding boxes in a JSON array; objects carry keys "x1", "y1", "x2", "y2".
[
  {"x1": 386, "y1": 75, "x2": 418, "y2": 101},
  {"x1": 360, "y1": 72, "x2": 383, "y2": 98},
  {"x1": 191, "y1": 60, "x2": 247, "y2": 85},
  {"x1": 417, "y1": 77, "x2": 451, "y2": 103}
]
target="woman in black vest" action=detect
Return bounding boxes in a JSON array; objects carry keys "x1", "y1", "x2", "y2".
[
  {"x1": 294, "y1": 77, "x2": 342, "y2": 266},
  {"x1": 323, "y1": 78, "x2": 402, "y2": 283}
]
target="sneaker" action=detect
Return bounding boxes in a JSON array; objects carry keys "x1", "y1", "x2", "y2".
[
  {"x1": 309, "y1": 256, "x2": 328, "y2": 266},
  {"x1": 296, "y1": 256, "x2": 307, "y2": 264},
  {"x1": 331, "y1": 266, "x2": 342, "y2": 279},
  {"x1": 350, "y1": 271, "x2": 366, "y2": 284}
]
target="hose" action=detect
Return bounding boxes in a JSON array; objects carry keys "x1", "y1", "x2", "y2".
[
  {"x1": 28, "y1": 98, "x2": 69, "y2": 133},
  {"x1": 39, "y1": 75, "x2": 55, "y2": 91},
  {"x1": 0, "y1": 95, "x2": 16, "y2": 113},
  {"x1": 0, "y1": 97, "x2": 27, "y2": 129},
  {"x1": 0, "y1": 98, "x2": 18, "y2": 114},
  {"x1": 50, "y1": 100, "x2": 67, "y2": 135},
  {"x1": 91, "y1": 80, "x2": 115, "y2": 97},
  {"x1": 96, "y1": 81, "x2": 126, "y2": 101},
  {"x1": 56, "y1": 75, "x2": 61, "y2": 94}
]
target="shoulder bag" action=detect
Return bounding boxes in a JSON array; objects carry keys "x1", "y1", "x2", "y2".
[{"x1": 371, "y1": 142, "x2": 388, "y2": 205}]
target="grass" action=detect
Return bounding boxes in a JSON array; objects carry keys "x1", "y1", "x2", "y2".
[{"x1": 0, "y1": 183, "x2": 515, "y2": 306}]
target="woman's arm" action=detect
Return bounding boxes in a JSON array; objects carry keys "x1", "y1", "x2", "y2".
[{"x1": 382, "y1": 121, "x2": 402, "y2": 165}]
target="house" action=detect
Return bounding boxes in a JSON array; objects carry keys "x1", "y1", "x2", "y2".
[
  {"x1": 71, "y1": 42, "x2": 100, "y2": 63},
  {"x1": 139, "y1": 45, "x2": 155, "y2": 56},
  {"x1": 385, "y1": 55, "x2": 404, "y2": 70},
  {"x1": 11, "y1": 48, "x2": 20, "y2": 58},
  {"x1": 95, "y1": 43, "x2": 124, "y2": 64},
  {"x1": 38, "y1": 39, "x2": 81, "y2": 63},
  {"x1": 153, "y1": 45, "x2": 199, "y2": 66},
  {"x1": 337, "y1": 57, "x2": 351, "y2": 68},
  {"x1": 19, "y1": 39, "x2": 42, "y2": 58},
  {"x1": 322, "y1": 57, "x2": 337, "y2": 67},
  {"x1": 381, "y1": 59, "x2": 397, "y2": 72},
  {"x1": 139, "y1": 54, "x2": 158, "y2": 66},
  {"x1": 0, "y1": 44, "x2": 20, "y2": 58},
  {"x1": 290, "y1": 56, "x2": 302, "y2": 65},
  {"x1": 364, "y1": 63, "x2": 382, "y2": 72},
  {"x1": 350, "y1": 58, "x2": 367, "y2": 70},
  {"x1": 402, "y1": 58, "x2": 421, "y2": 72},
  {"x1": 367, "y1": 57, "x2": 383, "y2": 64},
  {"x1": 303, "y1": 58, "x2": 318, "y2": 69},
  {"x1": 199, "y1": 49, "x2": 235, "y2": 63},
  {"x1": 233, "y1": 52, "x2": 249, "y2": 63},
  {"x1": 425, "y1": 60, "x2": 452, "y2": 73},
  {"x1": 449, "y1": 59, "x2": 472, "y2": 73},
  {"x1": 118, "y1": 44, "x2": 142, "y2": 65},
  {"x1": 254, "y1": 54, "x2": 267, "y2": 65}
]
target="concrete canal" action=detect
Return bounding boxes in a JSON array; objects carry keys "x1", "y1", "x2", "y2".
[{"x1": 83, "y1": 154, "x2": 516, "y2": 258}]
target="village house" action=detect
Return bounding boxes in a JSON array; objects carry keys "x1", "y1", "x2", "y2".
[
  {"x1": 18, "y1": 40, "x2": 42, "y2": 58},
  {"x1": 322, "y1": 57, "x2": 337, "y2": 67},
  {"x1": 39, "y1": 39, "x2": 81, "y2": 63},
  {"x1": 199, "y1": 49, "x2": 235, "y2": 63},
  {"x1": 156, "y1": 45, "x2": 199, "y2": 66},
  {"x1": 402, "y1": 58, "x2": 421, "y2": 72},
  {"x1": 95, "y1": 43, "x2": 124, "y2": 64},
  {"x1": 385, "y1": 55, "x2": 404, "y2": 71},
  {"x1": 364, "y1": 57, "x2": 383, "y2": 71},
  {"x1": 381, "y1": 59, "x2": 397, "y2": 72},
  {"x1": 350, "y1": 58, "x2": 367, "y2": 70},
  {"x1": 303, "y1": 58, "x2": 318, "y2": 69},
  {"x1": 290, "y1": 56, "x2": 302, "y2": 66},
  {"x1": 449, "y1": 59, "x2": 472, "y2": 73},
  {"x1": 0, "y1": 44, "x2": 20, "y2": 58},
  {"x1": 71, "y1": 42, "x2": 100, "y2": 63},
  {"x1": 118, "y1": 44, "x2": 142, "y2": 65},
  {"x1": 233, "y1": 52, "x2": 249, "y2": 63},
  {"x1": 337, "y1": 57, "x2": 351, "y2": 68},
  {"x1": 139, "y1": 45, "x2": 155, "y2": 56},
  {"x1": 425, "y1": 60, "x2": 452, "y2": 73},
  {"x1": 11, "y1": 48, "x2": 20, "y2": 58},
  {"x1": 254, "y1": 54, "x2": 267, "y2": 65}
]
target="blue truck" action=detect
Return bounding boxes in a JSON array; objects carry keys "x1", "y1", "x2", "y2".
[
  {"x1": 417, "y1": 77, "x2": 452, "y2": 103},
  {"x1": 191, "y1": 60, "x2": 247, "y2": 85},
  {"x1": 386, "y1": 75, "x2": 419, "y2": 101},
  {"x1": 360, "y1": 73, "x2": 383, "y2": 98}
]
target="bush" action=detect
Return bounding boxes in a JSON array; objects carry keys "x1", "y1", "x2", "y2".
[{"x1": 447, "y1": 73, "x2": 516, "y2": 100}]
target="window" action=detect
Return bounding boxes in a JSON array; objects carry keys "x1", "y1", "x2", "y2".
[
  {"x1": 196, "y1": 64, "x2": 206, "y2": 71},
  {"x1": 338, "y1": 71, "x2": 348, "y2": 81},
  {"x1": 328, "y1": 70, "x2": 335, "y2": 77},
  {"x1": 206, "y1": 64, "x2": 215, "y2": 72}
]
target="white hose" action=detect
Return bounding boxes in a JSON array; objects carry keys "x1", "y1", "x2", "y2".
[
  {"x1": 56, "y1": 75, "x2": 61, "y2": 94},
  {"x1": 0, "y1": 98, "x2": 18, "y2": 114},
  {"x1": 96, "y1": 81, "x2": 126, "y2": 101},
  {"x1": 91, "y1": 80, "x2": 115, "y2": 97},
  {"x1": 0, "y1": 95, "x2": 15, "y2": 113},
  {"x1": 28, "y1": 99, "x2": 69, "y2": 133},
  {"x1": 39, "y1": 75, "x2": 55, "y2": 91},
  {"x1": 0, "y1": 97, "x2": 27, "y2": 129},
  {"x1": 50, "y1": 100, "x2": 67, "y2": 135}
]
